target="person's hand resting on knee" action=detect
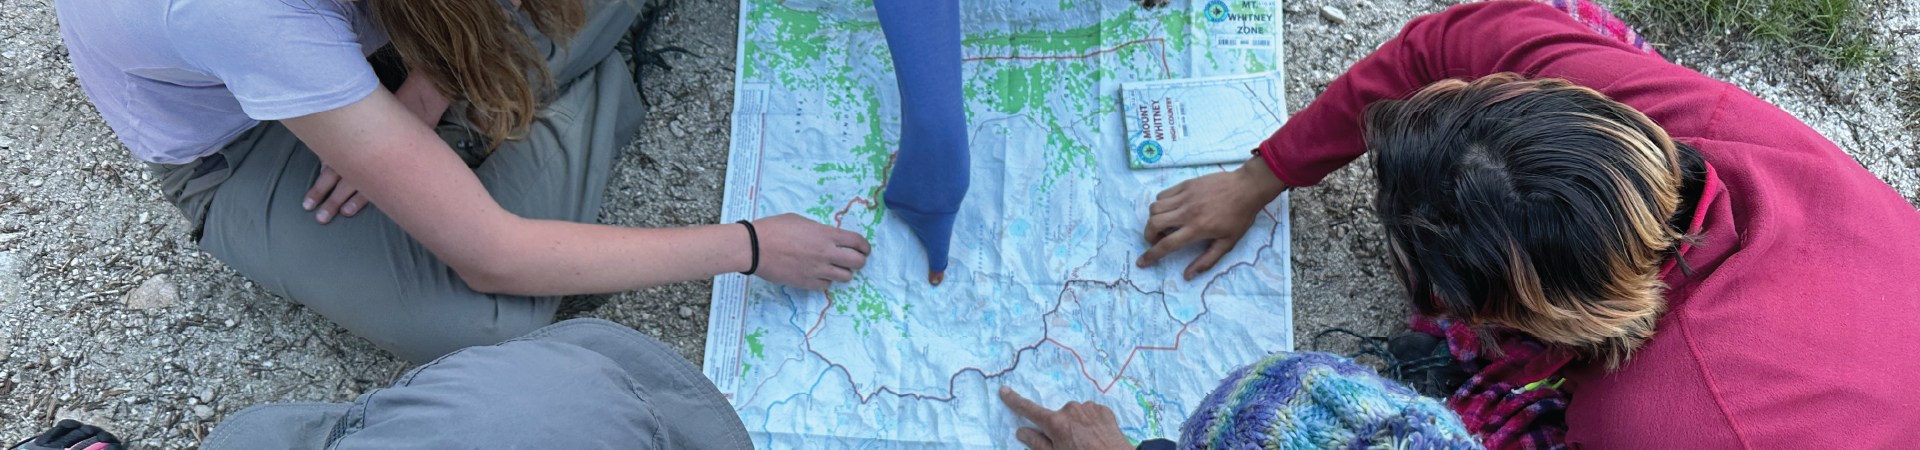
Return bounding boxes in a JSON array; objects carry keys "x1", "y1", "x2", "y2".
[{"x1": 303, "y1": 71, "x2": 454, "y2": 225}]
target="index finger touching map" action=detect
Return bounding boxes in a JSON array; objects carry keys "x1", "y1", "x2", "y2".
[{"x1": 703, "y1": 1, "x2": 1293, "y2": 448}]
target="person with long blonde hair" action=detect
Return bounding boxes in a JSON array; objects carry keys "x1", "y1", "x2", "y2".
[{"x1": 55, "y1": 0, "x2": 870, "y2": 363}]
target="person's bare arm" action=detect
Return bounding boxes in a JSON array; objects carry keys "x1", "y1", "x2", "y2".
[
  {"x1": 302, "y1": 71, "x2": 451, "y2": 222},
  {"x1": 283, "y1": 88, "x2": 870, "y2": 295}
]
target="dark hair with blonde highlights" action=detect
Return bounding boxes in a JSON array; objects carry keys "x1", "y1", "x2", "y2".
[
  {"x1": 1365, "y1": 73, "x2": 1706, "y2": 370},
  {"x1": 371, "y1": 0, "x2": 585, "y2": 151}
]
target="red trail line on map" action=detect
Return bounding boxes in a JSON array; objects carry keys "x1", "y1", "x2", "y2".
[
  {"x1": 793, "y1": 197, "x2": 1280, "y2": 402},
  {"x1": 777, "y1": 30, "x2": 1255, "y2": 403}
]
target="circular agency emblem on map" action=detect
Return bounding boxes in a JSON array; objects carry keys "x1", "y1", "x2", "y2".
[
  {"x1": 1137, "y1": 140, "x2": 1165, "y2": 164},
  {"x1": 1204, "y1": 1, "x2": 1230, "y2": 22}
]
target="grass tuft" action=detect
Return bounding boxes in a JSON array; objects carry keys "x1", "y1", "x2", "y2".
[{"x1": 1612, "y1": 0, "x2": 1881, "y2": 67}]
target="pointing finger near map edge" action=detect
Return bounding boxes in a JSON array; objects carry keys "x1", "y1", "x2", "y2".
[{"x1": 998, "y1": 386, "x2": 1056, "y2": 425}]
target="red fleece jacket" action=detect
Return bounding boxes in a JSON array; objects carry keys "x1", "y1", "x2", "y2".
[{"x1": 1256, "y1": 2, "x2": 1920, "y2": 448}]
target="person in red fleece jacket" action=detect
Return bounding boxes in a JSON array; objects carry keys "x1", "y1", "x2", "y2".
[{"x1": 1136, "y1": 1, "x2": 1920, "y2": 448}]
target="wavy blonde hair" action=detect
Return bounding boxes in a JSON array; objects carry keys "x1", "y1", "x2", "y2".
[{"x1": 371, "y1": 0, "x2": 585, "y2": 151}]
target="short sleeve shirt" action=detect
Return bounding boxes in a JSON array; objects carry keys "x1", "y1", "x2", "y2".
[{"x1": 56, "y1": 0, "x2": 388, "y2": 164}]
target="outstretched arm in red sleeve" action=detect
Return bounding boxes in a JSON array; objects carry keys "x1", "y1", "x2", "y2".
[{"x1": 1140, "y1": 0, "x2": 1674, "y2": 276}]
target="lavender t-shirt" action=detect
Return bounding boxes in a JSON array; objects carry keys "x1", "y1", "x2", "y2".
[{"x1": 56, "y1": 0, "x2": 388, "y2": 164}]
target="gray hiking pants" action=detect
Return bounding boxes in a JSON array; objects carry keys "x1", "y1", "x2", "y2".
[
  {"x1": 197, "y1": 319, "x2": 753, "y2": 450},
  {"x1": 151, "y1": 1, "x2": 641, "y2": 362}
]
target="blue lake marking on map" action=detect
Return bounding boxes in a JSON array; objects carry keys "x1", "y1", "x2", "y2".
[{"x1": 704, "y1": 1, "x2": 1291, "y2": 448}]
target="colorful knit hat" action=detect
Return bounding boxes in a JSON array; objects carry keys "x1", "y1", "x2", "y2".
[{"x1": 1179, "y1": 351, "x2": 1484, "y2": 450}]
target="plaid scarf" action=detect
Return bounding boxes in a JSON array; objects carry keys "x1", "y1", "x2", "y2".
[
  {"x1": 1413, "y1": 317, "x2": 1575, "y2": 450},
  {"x1": 1536, "y1": 0, "x2": 1663, "y2": 57}
]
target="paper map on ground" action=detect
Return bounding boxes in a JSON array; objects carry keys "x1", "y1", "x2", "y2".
[
  {"x1": 704, "y1": 1, "x2": 1292, "y2": 448},
  {"x1": 1122, "y1": 73, "x2": 1286, "y2": 169}
]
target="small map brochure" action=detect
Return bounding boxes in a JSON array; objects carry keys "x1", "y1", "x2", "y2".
[{"x1": 1121, "y1": 72, "x2": 1286, "y2": 169}]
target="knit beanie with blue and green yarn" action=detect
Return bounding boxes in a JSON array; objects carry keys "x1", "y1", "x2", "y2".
[{"x1": 1178, "y1": 351, "x2": 1483, "y2": 450}]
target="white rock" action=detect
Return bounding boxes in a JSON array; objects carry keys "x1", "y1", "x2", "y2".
[
  {"x1": 192, "y1": 405, "x2": 213, "y2": 418},
  {"x1": 670, "y1": 120, "x2": 688, "y2": 138},
  {"x1": 678, "y1": 305, "x2": 694, "y2": 318},
  {"x1": 1319, "y1": 5, "x2": 1348, "y2": 24},
  {"x1": 124, "y1": 275, "x2": 179, "y2": 310}
]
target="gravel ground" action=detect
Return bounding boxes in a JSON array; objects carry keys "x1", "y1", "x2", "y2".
[{"x1": 1, "y1": 0, "x2": 1915, "y2": 447}]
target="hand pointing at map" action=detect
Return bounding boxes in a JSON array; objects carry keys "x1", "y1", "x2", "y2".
[
  {"x1": 875, "y1": 0, "x2": 969, "y2": 286},
  {"x1": 999, "y1": 387, "x2": 1134, "y2": 450}
]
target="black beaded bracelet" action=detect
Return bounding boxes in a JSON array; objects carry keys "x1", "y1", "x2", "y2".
[{"x1": 736, "y1": 220, "x2": 760, "y2": 275}]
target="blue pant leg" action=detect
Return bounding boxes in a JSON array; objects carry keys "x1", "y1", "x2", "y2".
[{"x1": 876, "y1": 0, "x2": 968, "y2": 278}]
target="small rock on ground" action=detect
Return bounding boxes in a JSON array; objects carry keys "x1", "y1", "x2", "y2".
[
  {"x1": 1319, "y1": 5, "x2": 1348, "y2": 24},
  {"x1": 124, "y1": 275, "x2": 178, "y2": 310}
]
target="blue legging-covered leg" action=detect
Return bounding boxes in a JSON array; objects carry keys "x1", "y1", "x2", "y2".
[{"x1": 875, "y1": 0, "x2": 969, "y2": 285}]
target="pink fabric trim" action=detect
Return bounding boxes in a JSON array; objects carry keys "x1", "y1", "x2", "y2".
[
  {"x1": 1660, "y1": 161, "x2": 1721, "y2": 278},
  {"x1": 1535, "y1": 0, "x2": 1662, "y2": 57}
]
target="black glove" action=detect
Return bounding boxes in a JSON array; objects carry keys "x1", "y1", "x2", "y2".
[{"x1": 9, "y1": 420, "x2": 124, "y2": 450}]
